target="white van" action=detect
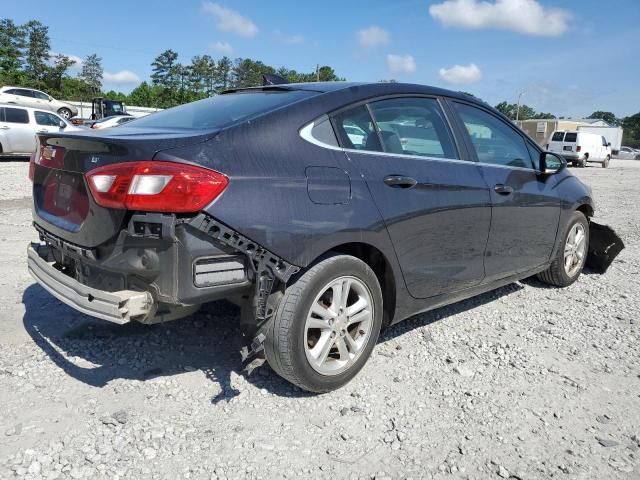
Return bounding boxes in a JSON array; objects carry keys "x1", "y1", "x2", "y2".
[
  {"x1": 0, "y1": 104, "x2": 81, "y2": 156},
  {"x1": 547, "y1": 130, "x2": 612, "y2": 168}
]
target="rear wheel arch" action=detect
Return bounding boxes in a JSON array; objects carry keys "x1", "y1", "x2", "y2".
[{"x1": 303, "y1": 242, "x2": 397, "y2": 328}]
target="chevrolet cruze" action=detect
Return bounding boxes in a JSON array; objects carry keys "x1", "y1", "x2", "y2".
[{"x1": 27, "y1": 81, "x2": 594, "y2": 392}]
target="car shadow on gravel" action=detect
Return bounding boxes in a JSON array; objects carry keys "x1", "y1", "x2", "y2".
[
  {"x1": 23, "y1": 281, "x2": 524, "y2": 401},
  {"x1": 379, "y1": 282, "x2": 524, "y2": 343},
  {"x1": 21, "y1": 284, "x2": 309, "y2": 403}
]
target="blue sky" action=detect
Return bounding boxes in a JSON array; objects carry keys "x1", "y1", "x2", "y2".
[{"x1": 3, "y1": 0, "x2": 639, "y2": 117}]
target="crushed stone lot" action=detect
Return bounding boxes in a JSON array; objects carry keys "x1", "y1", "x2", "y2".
[{"x1": 0, "y1": 158, "x2": 638, "y2": 480}]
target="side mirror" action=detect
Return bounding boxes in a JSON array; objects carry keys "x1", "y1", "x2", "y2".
[
  {"x1": 59, "y1": 120, "x2": 66, "y2": 129},
  {"x1": 49, "y1": 96, "x2": 53, "y2": 102},
  {"x1": 540, "y1": 152, "x2": 566, "y2": 174},
  {"x1": 607, "y1": 142, "x2": 611, "y2": 147}
]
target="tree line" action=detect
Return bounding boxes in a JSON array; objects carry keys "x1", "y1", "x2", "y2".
[
  {"x1": 1, "y1": 17, "x2": 638, "y2": 146},
  {"x1": 0, "y1": 17, "x2": 343, "y2": 110}
]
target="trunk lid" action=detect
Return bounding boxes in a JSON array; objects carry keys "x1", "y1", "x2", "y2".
[{"x1": 32, "y1": 128, "x2": 214, "y2": 247}]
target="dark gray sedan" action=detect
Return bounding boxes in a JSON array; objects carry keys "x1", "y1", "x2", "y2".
[{"x1": 28, "y1": 81, "x2": 599, "y2": 392}]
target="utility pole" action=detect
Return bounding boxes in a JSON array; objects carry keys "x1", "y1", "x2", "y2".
[
  {"x1": 516, "y1": 91, "x2": 526, "y2": 121},
  {"x1": 316, "y1": 64, "x2": 319, "y2": 82}
]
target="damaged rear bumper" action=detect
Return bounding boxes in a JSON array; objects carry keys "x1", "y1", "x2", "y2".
[{"x1": 28, "y1": 243, "x2": 154, "y2": 324}]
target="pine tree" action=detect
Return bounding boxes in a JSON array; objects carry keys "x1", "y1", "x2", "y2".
[
  {"x1": 79, "y1": 54, "x2": 103, "y2": 94},
  {"x1": 23, "y1": 20, "x2": 50, "y2": 86}
]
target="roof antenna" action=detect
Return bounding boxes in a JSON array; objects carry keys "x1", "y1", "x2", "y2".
[{"x1": 262, "y1": 74, "x2": 288, "y2": 86}]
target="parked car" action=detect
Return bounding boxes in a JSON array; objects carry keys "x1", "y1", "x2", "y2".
[
  {"x1": 0, "y1": 104, "x2": 81, "y2": 156},
  {"x1": 89, "y1": 114, "x2": 135, "y2": 130},
  {"x1": 0, "y1": 86, "x2": 79, "y2": 119},
  {"x1": 547, "y1": 130, "x2": 611, "y2": 168},
  {"x1": 28, "y1": 82, "x2": 596, "y2": 392},
  {"x1": 616, "y1": 146, "x2": 640, "y2": 160}
]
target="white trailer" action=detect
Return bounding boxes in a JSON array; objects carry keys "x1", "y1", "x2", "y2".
[{"x1": 577, "y1": 125, "x2": 623, "y2": 153}]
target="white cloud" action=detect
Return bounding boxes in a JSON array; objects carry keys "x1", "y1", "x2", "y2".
[
  {"x1": 209, "y1": 41, "x2": 234, "y2": 54},
  {"x1": 429, "y1": 0, "x2": 570, "y2": 36},
  {"x1": 103, "y1": 70, "x2": 141, "y2": 85},
  {"x1": 357, "y1": 26, "x2": 390, "y2": 48},
  {"x1": 202, "y1": 2, "x2": 258, "y2": 38},
  {"x1": 438, "y1": 63, "x2": 482, "y2": 84},
  {"x1": 273, "y1": 30, "x2": 305, "y2": 45},
  {"x1": 387, "y1": 54, "x2": 416, "y2": 75}
]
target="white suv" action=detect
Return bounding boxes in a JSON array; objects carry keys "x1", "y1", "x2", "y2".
[
  {"x1": 0, "y1": 86, "x2": 79, "y2": 119},
  {"x1": 0, "y1": 104, "x2": 81, "y2": 156},
  {"x1": 547, "y1": 130, "x2": 612, "y2": 168}
]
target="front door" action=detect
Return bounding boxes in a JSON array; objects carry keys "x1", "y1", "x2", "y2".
[
  {"x1": 450, "y1": 101, "x2": 561, "y2": 280},
  {"x1": 332, "y1": 97, "x2": 492, "y2": 299}
]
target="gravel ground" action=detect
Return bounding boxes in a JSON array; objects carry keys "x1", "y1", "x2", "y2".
[{"x1": 0, "y1": 158, "x2": 638, "y2": 480}]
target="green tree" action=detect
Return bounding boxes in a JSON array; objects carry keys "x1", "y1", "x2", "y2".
[
  {"x1": 232, "y1": 58, "x2": 275, "y2": 88},
  {"x1": 494, "y1": 101, "x2": 552, "y2": 120},
  {"x1": 128, "y1": 81, "x2": 162, "y2": 108},
  {"x1": 215, "y1": 56, "x2": 233, "y2": 91},
  {"x1": 621, "y1": 113, "x2": 640, "y2": 148},
  {"x1": 190, "y1": 55, "x2": 216, "y2": 96},
  {"x1": 45, "y1": 54, "x2": 76, "y2": 94},
  {"x1": 587, "y1": 111, "x2": 620, "y2": 126},
  {"x1": 23, "y1": 20, "x2": 50, "y2": 86},
  {"x1": 79, "y1": 54, "x2": 103, "y2": 94},
  {"x1": 150, "y1": 49, "x2": 182, "y2": 107},
  {"x1": 0, "y1": 18, "x2": 26, "y2": 80}
]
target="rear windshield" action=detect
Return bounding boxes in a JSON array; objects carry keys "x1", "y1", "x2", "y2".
[
  {"x1": 127, "y1": 90, "x2": 315, "y2": 130},
  {"x1": 551, "y1": 131, "x2": 564, "y2": 141},
  {"x1": 564, "y1": 132, "x2": 577, "y2": 142}
]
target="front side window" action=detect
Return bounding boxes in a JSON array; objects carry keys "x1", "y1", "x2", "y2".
[
  {"x1": 453, "y1": 102, "x2": 532, "y2": 169},
  {"x1": 35, "y1": 111, "x2": 62, "y2": 126},
  {"x1": 602, "y1": 136, "x2": 608, "y2": 147},
  {"x1": 332, "y1": 105, "x2": 381, "y2": 152},
  {"x1": 369, "y1": 97, "x2": 458, "y2": 158},
  {"x1": 4, "y1": 107, "x2": 29, "y2": 124},
  {"x1": 33, "y1": 91, "x2": 50, "y2": 100}
]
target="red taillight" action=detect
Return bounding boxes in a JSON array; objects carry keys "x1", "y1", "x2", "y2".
[
  {"x1": 576, "y1": 145, "x2": 581, "y2": 152},
  {"x1": 28, "y1": 153, "x2": 36, "y2": 182},
  {"x1": 86, "y1": 161, "x2": 228, "y2": 212}
]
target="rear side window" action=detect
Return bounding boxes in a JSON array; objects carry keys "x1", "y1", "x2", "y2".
[
  {"x1": 14, "y1": 89, "x2": 34, "y2": 97},
  {"x1": 35, "y1": 111, "x2": 61, "y2": 126},
  {"x1": 4, "y1": 107, "x2": 29, "y2": 124},
  {"x1": 368, "y1": 97, "x2": 457, "y2": 158},
  {"x1": 332, "y1": 105, "x2": 381, "y2": 152},
  {"x1": 128, "y1": 90, "x2": 315, "y2": 130},
  {"x1": 551, "y1": 132, "x2": 564, "y2": 141},
  {"x1": 564, "y1": 132, "x2": 577, "y2": 142}
]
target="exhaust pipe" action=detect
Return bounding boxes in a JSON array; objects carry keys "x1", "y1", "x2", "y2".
[{"x1": 586, "y1": 222, "x2": 625, "y2": 274}]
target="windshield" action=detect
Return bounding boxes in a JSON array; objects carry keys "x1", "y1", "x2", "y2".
[{"x1": 127, "y1": 90, "x2": 315, "y2": 130}]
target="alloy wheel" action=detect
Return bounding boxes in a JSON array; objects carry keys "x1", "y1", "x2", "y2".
[
  {"x1": 564, "y1": 223, "x2": 586, "y2": 277},
  {"x1": 304, "y1": 276, "x2": 374, "y2": 376}
]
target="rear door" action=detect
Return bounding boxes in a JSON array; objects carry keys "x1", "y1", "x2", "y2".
[
  {"x1": 449, "y1": 101, "x2": 561, "y2": 280},
  {"x1": 1, "y1": 107, "x2": 35, "y2": 153},
  {"x1": 332, "y1": 96, "x2": 491, "y2": 298}
]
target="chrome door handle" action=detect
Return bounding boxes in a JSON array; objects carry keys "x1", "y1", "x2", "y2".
[
  {"x1": 494, "y1": 184, "x2": 514, "y2": 195},
  {"x1": 384, "y1": 175, "x2": 418, "y2": 189}
]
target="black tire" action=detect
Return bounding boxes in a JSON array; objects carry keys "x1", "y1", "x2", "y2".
[
  {"x1": 579, "y1": 156, "x2": 587, "y2": 168},
  {"x1": 537, "y1": 211, "x2": 589, "y2": 287},
  {"x1": 264, "y1": 253, "x2": 383, "y2": 393},
  {"x1": 602, "y1": 155, "x2": 610, "y2": 168},
  {"x1": 57, "y1": 108, "x2": 72, "y2": 119}
]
